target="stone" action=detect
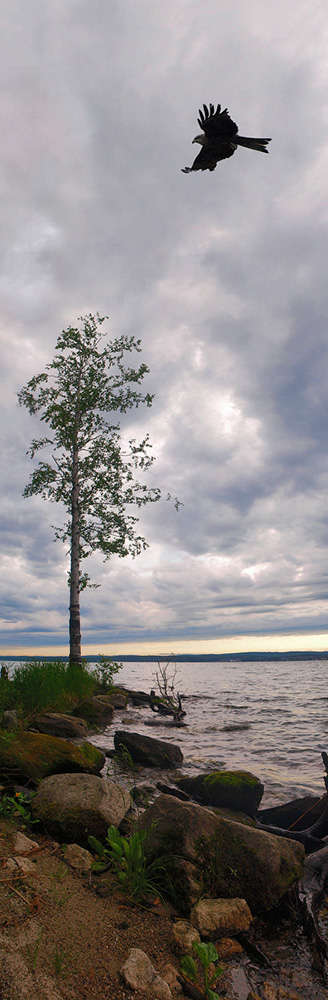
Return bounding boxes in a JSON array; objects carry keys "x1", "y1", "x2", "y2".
[
  {"x1": 31, "y1": 772, "x2": 131, "y2": 846},
  {"x1": 0, "y1": 730, "x2": 105, "y2": 785},
  {"x1": 176, "y1": 769, "x2": 264, "y2": 817},
  {"x1": 30, "y1": 712, "x2": 88, "y2": 739},
  {"x1": 141, "y1": 794, "x2": 304, "y2": 915},
  {"x1": 170, "y1": 920, "x2": 201, "y2": 955},
  {"x1": 114, "y1": 730, "x2": 183, "y2": 768},
  {"x1": 73, "y1": 696, "x2": 114, "y2": 726},
  {"x1": 13, "y1": 832, "x2": 39, "y2": 854},
  {"x1": 190, "y1": 897, "x2": 252, "y2": 938},
  {"x1": 121, "y1": 948, "x2": 172, "y2": 998},
  {"x1": 2, "y1": 710, "x2": 19, "y2": 730},
  {"x1": 216, "y1": 937, "x2": 243, "y2": 959},
  {"x1": 64, "y1": 844, "x2": 93, "y2": 872},
  {"x1": 7, "y1": 857, "x2": 37, "y2": 875}
]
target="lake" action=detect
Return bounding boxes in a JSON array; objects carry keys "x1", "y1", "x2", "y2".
[{"x1": 90, "y1": 657, "x2": 328, "y2": 806}]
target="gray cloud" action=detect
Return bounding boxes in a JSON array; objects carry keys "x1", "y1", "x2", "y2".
[{"x1": 1, "y1": 0, "x2": 328, "y2": 649}]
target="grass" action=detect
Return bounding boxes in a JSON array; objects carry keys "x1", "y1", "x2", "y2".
[{"x1": 0, "y1": 656, "x2": 122, "y2": 723}]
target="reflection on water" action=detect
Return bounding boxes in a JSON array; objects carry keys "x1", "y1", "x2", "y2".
[{"x1": 90, "y1": 658, "x2": 328, "y2": 806}]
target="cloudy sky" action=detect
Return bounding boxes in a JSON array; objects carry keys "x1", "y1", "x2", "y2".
[{"x1": 1, "y1": 0, "x2": 328, "y2": 655}]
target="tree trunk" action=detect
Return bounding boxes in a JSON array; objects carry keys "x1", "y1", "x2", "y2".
[{"x1": 69, "y1": 440, "x2": 82, "y2": 666}]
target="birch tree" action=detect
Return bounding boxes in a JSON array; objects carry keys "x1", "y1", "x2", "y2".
[{"x1": 18, "y1": 313, "x2": 168, "y2": 665}]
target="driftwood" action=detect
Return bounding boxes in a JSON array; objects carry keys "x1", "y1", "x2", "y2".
[{"x1": 257, "y1": 753, "x2": 328, "y2": 855}]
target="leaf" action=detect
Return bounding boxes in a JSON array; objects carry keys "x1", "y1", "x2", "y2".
[
  {"x1": 208, "y1": 965, "x2": 223, "y2": 986},
  {"x1": 207, "y1": 990, "x2": 220, "y2": 1000},
  {"x1": 180, "y1": 955, "x2": 197, "y2": 982},
  {"x1": 193, "y1": 940, "x2": 218, "y2": 969},
  {"x1": 88, "y1": 835, "x2": 106, "y2": 858}
]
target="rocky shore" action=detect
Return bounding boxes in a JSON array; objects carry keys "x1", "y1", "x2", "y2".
[{"x1": 1, "y1": 686, "x2": 328, "y2": 999}]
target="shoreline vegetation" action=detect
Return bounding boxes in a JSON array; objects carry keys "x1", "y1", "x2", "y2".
[{"x1": 1, "y1": 658, "x2": 328, "y2": 999}]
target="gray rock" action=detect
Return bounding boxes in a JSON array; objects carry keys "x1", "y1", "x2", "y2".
[
  {"x1": 114, "y1": 730, "x2": 183, "y2": 768},
  {"x1": 30, "y1": 712, "x2": 88, "y2": 739},
  {"x1": 141, "y1": 794, "x2": 304, "y2": 915},
  {"x1": 190, "y1": 897, "x2": 252, "y2": 938},
  {"x1": 121, "y1": 948, "x2": 172, "y2": 998},
  {"x1": 13, "y1": 832, "x2": 39, "y2": 854},
  {"x1": 31, "y1": 772, "x2": 131, "y2": 846},
  {"x1": 2, "y1": 710, "x2": 19, "y2": 730},
  {"x1": 170, "y1": 920, "x2": 200, "y2": 955},
  {"x1": 72, "y1": 696, "x2": 114, "y2": 726},
  {"x1": 64, "y1": 844, "x2": 93, "y2": 872}
]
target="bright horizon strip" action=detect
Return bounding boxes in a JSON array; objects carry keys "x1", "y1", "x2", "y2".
[{"x1": 1, "y1": 631, "x2": 327, "y2": 657}]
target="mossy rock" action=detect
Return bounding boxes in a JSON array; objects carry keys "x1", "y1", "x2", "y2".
[
  {"x1": 177, "y1": 770, "x2": 264, "y2": 817},
  {"x1": 73, "y1": 696, "x2": 114, "y2": 725},
  {"x1": 0, "y1": 729, "x2": 105, "y2": 785}
]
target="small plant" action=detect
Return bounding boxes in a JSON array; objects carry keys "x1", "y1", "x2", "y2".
[
  {"x1": 26, "y1": 929, "x2": 43, "y2": 970},
  {"x1": 0, "y1": 790, "x2": 38, "y2": 828},
  {"x1": 180, "y1": 941, "x2": 223, "y2": 1000},
  {"x1": 93, "y1": 655, "x2": 122, "y2": 692},
  {"x1": 88, "y1": 823, "x2": 172, "y2": 904},
  {"x1": 53, "y1": 944, "x2": 66, "y2": 975}
]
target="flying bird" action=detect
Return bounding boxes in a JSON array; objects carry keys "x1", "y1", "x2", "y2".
[{"x1": 182, "y1": 103, "x2": 271, "y2": 173}]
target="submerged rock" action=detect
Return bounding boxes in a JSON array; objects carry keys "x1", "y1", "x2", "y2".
[
  {"x1": 114, "y1": 730, "x2": 183, "y2": 768},
  {"x1": 176, "y1": 769, "x2": 264, "y2": 817}
]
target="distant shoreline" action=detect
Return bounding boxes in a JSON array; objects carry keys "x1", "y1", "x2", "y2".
[{"x1": 1, "y1": 650, "x2": 327, "y2": 663}]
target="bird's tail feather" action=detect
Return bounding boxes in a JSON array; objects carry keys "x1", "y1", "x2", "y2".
[{"x1": 235, "y1": 136, "x2": 271, "y2": 153}]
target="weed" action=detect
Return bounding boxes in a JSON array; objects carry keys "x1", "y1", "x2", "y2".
[
  {"x1": 0, "y1": 790, "x2": 38, "y2": 828},
  {"x1": 26, "y1": 929, "x2": 43, "y2": 970},
  {"x1": 53, "y1": 944, "x2": 66, "y2": 975},
  {"x1": 88, "y1": 823, "x2": 174, "y2": 904},
  {"x1": 180, "y1": 941, "x2": 223, "y2": 1000}
]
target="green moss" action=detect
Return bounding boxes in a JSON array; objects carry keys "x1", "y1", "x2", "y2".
[
  {"x1": 0, "y1": 729, "x2": 104, "y2": 785},
  {"x1": 204, "y1": 770, "x2": 259, "y2": 792}
]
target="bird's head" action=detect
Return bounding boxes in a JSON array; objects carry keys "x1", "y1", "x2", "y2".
[{"x1": 192, "y1": 134, "x2": 206, "y2": 146}]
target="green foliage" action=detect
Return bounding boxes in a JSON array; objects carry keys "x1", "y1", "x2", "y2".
[
  {"x1": 88, "y1": 823, "x2": 173, "y2": 904},
  {"x1": 180, "y1": 941, "x2": 223, "y2": 1000},
  {"x1": 7, "y1": 659, "x2": 95, "y2": 716},
  {"x1": 0, "y1": 790, "x2": 38, "y2": 829},
  {"x1": 93, "y1": 655, "x2": 122, "y2": 692},
  {"x1": 18, "y1": 313, "x2": 165, "y2": 571}
]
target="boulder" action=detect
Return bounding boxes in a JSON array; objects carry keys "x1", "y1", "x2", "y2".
[
  {"x1": 190, "y1": 897, "x2": 252, "y2": 939},
  {"x1": 176, "y1": 770, "x2": 264, "y2": 817},
  {"x1": 141, "y1": 794, "x2": 304, "y2": 915},
  {"x1": 29, "y1": 712, "x2": 88, "y2": 740},
  {"x1": 114, "y1": 730, "x2": 183, "y2": 768},
  {"x1": 0, "y1": 730, "x2": 105, "y2": 785},
  {"x1": 31, "y1": 772, "x2": 131, "y2": 846},
  {"x1": 73, "y1": 696, "x2": 114, "y2": 726}
]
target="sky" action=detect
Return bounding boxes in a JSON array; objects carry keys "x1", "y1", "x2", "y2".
[{"x1": 1, "y1": 0, "x2": 328, "y2": 657}]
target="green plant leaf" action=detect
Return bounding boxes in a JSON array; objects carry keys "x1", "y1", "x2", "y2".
[
  {"x1": 207, "y1": 990, "x2": 220, "y2": 1000},
  {"x1": 180, "y1": 955, "x2": 197, "y2": 981},
  {"x1": 209, "y1": 965, "x2": 223, "y2": 986},
  {"x1": 193, "y1": 940, "x2": 218, "y2": 968},
  {"x1": 88, "y1": 835, "x2": 106, "y2": 858}
]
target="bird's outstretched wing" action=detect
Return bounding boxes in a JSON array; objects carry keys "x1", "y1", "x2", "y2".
[
  {"x1": 197, "y1": 103, "x2": 238, "y2": 139},
  {"x1": 181, "y1": 141, "x2": 236, "y2": 173}
]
